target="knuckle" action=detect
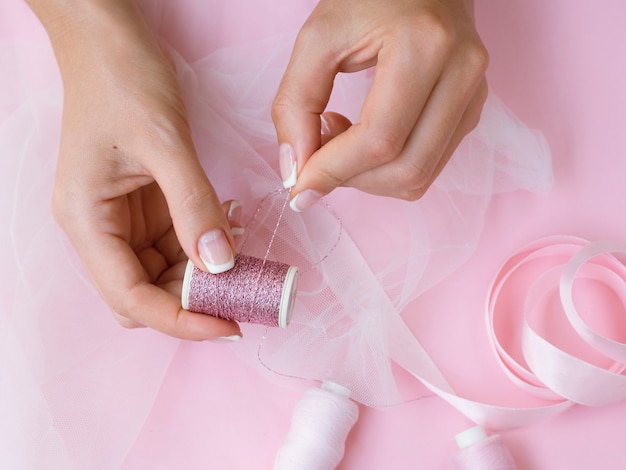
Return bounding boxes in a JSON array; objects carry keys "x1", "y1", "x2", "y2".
[
  {"x1": 407, "y1": 165, "x2": 431, "y2": 189},
  {"x1": 297, "y1": 15, "x2": 326, "y2": 44},
  {"x1": 154, "y1": 122, "x2": 186, "y2": 151},
  {"x1": 464, "y1": 41, "x2": 490, "y2": 76},
  {"x1": 366, "y1": 131, "x2": 405, "y2": 165},
  {"x1": 111, "y1": 284, "x2": 147, "y2": 329},
  {"x1": 113, "y1": 310, "x2": 142, "y2": 329},
  {"x1": 178, "y1": 185, "x2": 217, "y2": 216},
  {"x1": 400, "y1": 187, "x2": 427, "y2": 202},
  {"x1": 412, "y1": 8, "x2": 455, "y2": 52},
  {"x1": 314, "y1": 163, "x2": 345, "y2": 190},
  {"x1": 271, "y1": 92, "x2": 294, "y2": 125},
  {"x1": 391, "y1": 159, "x2": 433, "y2": 201},
  {"x1": 137, "y1": 114, "x2": 190, "y2": 157},
  {"x1": 403, "y1": 165, "x2": 431, "y2": 191},
  {"x1": 115, "y1": 317, "x2": 137, "y2": 329},
  {"x1": 296, "y1": 12, "x2": 336, "y2": 51}
]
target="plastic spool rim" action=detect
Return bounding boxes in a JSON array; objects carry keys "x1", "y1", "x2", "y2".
[
  {"x1": 455, "y1": 425, "x2": 487, "y2": 449},
  {"x1": 322, "y1": 380, "x2": 352, "y2": 398},
  {"x1": 279, "y1": 265, "x2": 299, "y2": 328},
  {"x1": 181, "y1": 259, "x2": 195, "y2": 310}
]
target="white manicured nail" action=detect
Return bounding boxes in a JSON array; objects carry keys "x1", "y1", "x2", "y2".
[
  {"x1": 279, "y1": 143, "x2": 297, "y2": 188},
  {"x1": 198, "y1": 229, "x2": 235, "y2": 274},
  {"x1": 209, "y1": 334, "x2": 242, "y2": 343}
]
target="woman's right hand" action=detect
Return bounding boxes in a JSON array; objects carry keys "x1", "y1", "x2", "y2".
[
  {"x1": 28, "y1": 0, "x2": 242, "y2": 341},
  {"x1": 273, "y1": 0, "x2": 488, "y2": 209}
]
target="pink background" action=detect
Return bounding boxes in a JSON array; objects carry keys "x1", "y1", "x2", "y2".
[
  {"x1": 127, "y1": 2, "x2": 626, "y2": 468},
  {"x1": 4, "y1": 1, "x2": 626, "y2": 468}
]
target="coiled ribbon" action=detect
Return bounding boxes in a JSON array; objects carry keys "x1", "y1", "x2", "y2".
[{"x1": 388, "y1": 235, "x2": 626, "y2": 429}]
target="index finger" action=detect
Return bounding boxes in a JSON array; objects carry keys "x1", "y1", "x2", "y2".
[{"x1": 271, "y1": 24, "x2": 337, "y2": 174}]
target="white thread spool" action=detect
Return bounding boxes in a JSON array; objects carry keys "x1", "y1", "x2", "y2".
[
  {"x1": 274, "y1": 381, "x2": 359, "y2": 470},
  {"x1": 453, "y1": 426, "x2": 518, "y2": 470}
]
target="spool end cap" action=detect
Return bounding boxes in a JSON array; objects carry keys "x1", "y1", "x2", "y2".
[{"x1": 455, "y1": 426, "x2": 487, "y2": 449}]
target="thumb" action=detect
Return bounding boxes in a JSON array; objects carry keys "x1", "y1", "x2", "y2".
[
  {"x1": 272, "y1": 26, "x2": 336, "y2": 189},
  {"x1": 150, "y1": 150, "x2": 235, "y2": 275}
]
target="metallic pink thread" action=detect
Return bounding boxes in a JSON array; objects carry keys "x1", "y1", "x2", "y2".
[{"x1": 186, "y1": 254, "x2": 292, "y2": 327}]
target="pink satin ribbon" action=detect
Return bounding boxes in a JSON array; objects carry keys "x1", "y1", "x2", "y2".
[{"x1": 388, "y1": 235, "x2": 626, "y2": 429}]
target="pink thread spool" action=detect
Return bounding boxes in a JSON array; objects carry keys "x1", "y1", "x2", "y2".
[
  {"x1": 181, "y1": 254, "x2": 299, "y2": 328},
  {"x1": 453, "y1": 426, "x2": 518, "y2": 470}
]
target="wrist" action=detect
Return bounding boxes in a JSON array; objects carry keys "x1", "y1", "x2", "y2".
[{"x1": 26, "y1": 0, "x2": 150, "y2": 71}]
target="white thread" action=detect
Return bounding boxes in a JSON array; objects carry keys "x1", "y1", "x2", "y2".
[{"x1": 274, "y1": 381, "x2": 359, "y2": 470}]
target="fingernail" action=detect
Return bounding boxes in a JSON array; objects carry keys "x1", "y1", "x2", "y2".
[
  {"x1": 231, "y1": 227, "x2": 245, "y2": 237},
  {"x1": 279, "y1": 143, "x2": 297, "y2": 188},
  {"x1": 198, "y1": 229, "x2": 235, "y2": 274},
  {"x1": 289, "y1": 189, "x2": 323, "y2": 212},
  {"x1": 320, "y1": 114, "x2": 331, "y2": 136},
  {"x1": 227, "y1": 200, "x2": 243, "y2": 225},
  {"x1": 209, "y1": 334, "x2": 242, "y2": 343},
  {"x1": 228, "y1": 201, "x2": 244, "y2": 236}
]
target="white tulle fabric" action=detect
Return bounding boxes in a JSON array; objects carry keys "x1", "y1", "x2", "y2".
[{"x1": 0, "y1": 0, "x2": 552, "y2": 467}]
